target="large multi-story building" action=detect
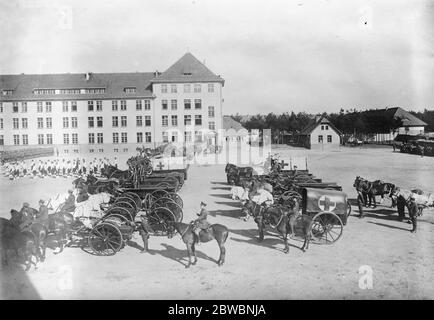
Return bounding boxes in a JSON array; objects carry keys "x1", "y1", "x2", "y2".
[{"x1": 0, "y1": 53, "x2": 224, "y2": 155}]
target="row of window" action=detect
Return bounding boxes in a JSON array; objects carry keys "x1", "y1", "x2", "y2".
[
  {"x1": 33, "y1": 88, "x2": 106, "y2": 95},
  {"x1": 318, "y1": 135, "x2": 333, "y2": 143},
  {"x1": 161, "y1": 83, "x2": 215, "y2": 94}
]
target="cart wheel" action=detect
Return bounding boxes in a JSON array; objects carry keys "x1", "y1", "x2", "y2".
[
  {"x1": 147, "y1": 207, "x2": 176, "y2": 236},
  {"x1": 168, "y1": 193, "x2": 183, "y2": 209},
  {"x1": 142, "y1": 193, "x2": 156, "y2": 210},
  {"x1": 151, "y1": 198, "x2": 183, "y2": 222},
  {"x1": 151, "y1": 190, "x2": 170, "y2": 199},
  {"x1": 105, "y1": 206, "x2": 133, "y2": 222},
  {"x1": 122, "y1": 192, "x2": 142, "y2": 207},
  {"x1": 114, "y1": 197, "x2": 138, "y2": 211},
  {"x1": 346, "y1": 200, "x2": 351, "y2": 219},
  {"x1": 88, "y1": 222, "x2": 123, "y2": 255},
  {"x1": 309, "y1": 211, "x2": 343, "y2": 245}
]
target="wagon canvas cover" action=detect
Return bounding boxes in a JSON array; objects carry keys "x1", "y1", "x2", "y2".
[{"x1": 302, "y1": 187, "x2": 348, "y2": 216}]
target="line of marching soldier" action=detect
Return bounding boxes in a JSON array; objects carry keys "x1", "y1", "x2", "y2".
[{"x1": 2, "y1": 157, "x2": 119, "y2": 180}]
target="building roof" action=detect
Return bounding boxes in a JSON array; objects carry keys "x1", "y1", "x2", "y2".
[
  {"x1": 151, "y1": 53, "x2": 224, "y2": 84},
  {"x1": 299, "y1": 115, "x2": 342, "y2": 136},
  {"x1": 384, "y1": 107, "x2": 427, "y2": 127},
  {"x1": 0, "y1": 72, "x2": 156, "y2": 101},
  {"x1": 223, "y1": 116, "x2": 247, "y2": 134}
]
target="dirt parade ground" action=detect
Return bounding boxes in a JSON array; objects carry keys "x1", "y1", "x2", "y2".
[{"x1": 1, "y1": 145, "x2": 433, "y2": 300}]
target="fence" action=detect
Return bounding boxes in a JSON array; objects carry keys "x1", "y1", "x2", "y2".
[{"x1": 0, "y1": 147, "x2": 54, "y2": 162}]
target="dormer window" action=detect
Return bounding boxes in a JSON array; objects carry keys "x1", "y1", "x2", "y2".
[
  {"x1": 2, "y1": 89, "x2": 14, "y2": 96},
  {"x1": 183, "y1": 72, "x2": 192, "y2": 76},
  {"x1": 124, "y1": 87, "x2": 136, "y2": 94}
]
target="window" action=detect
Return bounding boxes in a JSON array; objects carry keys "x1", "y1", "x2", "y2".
[
  {"x1": 184, "y1": 131, "x2": 192, "y2": 142},
  {"x1": 184, "y1": 84, "x2": 191, "y2": 93},
  {"x1": 22, "y1": 102, "x2": 27, "y2": 113},
  {"x1": 162, "y1": 100, "x2": 168, "y2": 110},
  {"x1": 72, "y1": 133, "x2": 78, "y2": 144},
  {"x1": 325, "y1": 125, "x2": 329, "y2": 130},
  {"x1": 321, "y1": 125, "x2": 324, "y2": 130},
  {"x1": 88, "y1": 101, "x2": 94, "y2": 111},
  {"x1": 0, "y1": 118, "x2": 3, "y2": 129},
  {"x1": 318, "y1": 135, "x2": 323, "y2": 143},
  {"x1": 171, "y1": 100, "x2": 177, "y2": 110},
  {"x1": 88, "y1": 117, "x2": 94, "y2": 128},
  {"x1": 45, "y1": 102, "x2": 52, "y2": 112},
  {"x1": 120, "y1": 100, "x2": 127, "y2": 111},
  {"x1": 89, "y1": 149, "x2": 94, "y2": 153},
  {"x1": 13, "y1": 102, "x2": 19, "y2": 113},
  {"x1": 209, "y1": 121, "x2": 215, "y2": 130},
  {"x1": 137, "y1": 132, "x2": 143, "y2": 143},
  {"x1": 22, "y1": 134, "x2": 28, "y2": 145},
  {"x1": 144, "y1": 100, "x2": 151, "y2": 110},
  {"x1": 0, "y1": 103, "x2": 2, "y2": 113},
  {"x1": 14, "y1": 134, "x2": 20, "y2": 145},
  {"x1": 161, "y1": 84, "x2": 167, "y2": 93},
  {"x1": 136, "y1": 116, "x2": 142, "y2": 127},
  {"x1": 145, "y1": 116, "x2": 151, "y2": 126},
  {"x1": 114, "y1": 148, "x2": 119, "y2": 153},
  {"x1": 112, "y1": 100, "x2": 118, "y2": 111},
  {"x1": 184, "y1": 99, "x2": 191, "y2": 110},
  {"x1": 184, "y1": 115, "x2": 191, "y2": 125},
  {"x1": 162, "y1": 131, "x2": 168, "y2": 143},
  {"x1": 162, "y1": 115, "x2": 168, "y2": 126},
  {"x1": 0, "y1": 135, "x2": 3, "y2": 145},
  {"x1": 97, "y1": 116, "x2": 103, "y2": 127},
  {"x1": 38, "y1": 134, "x2": 44, "y2": 145},
  {"x1": 208, "y1": 106, "x2": 215, "y2": 118},
  {"x1": 96, "y1": 100, "x2": 102, "y2": 111},
  {"x1": 71, "y1": 101, "x2": 77, "y2": 112},
  {"x1": 195, "y1": 115, "x2": 202, "y2": 125},
  {"x1": 171, "y1": 131, "x2": 178, "y2": 142},
  {"x1": 121, "y1": 132, "x2": 128, "y2": 143},
  {"x1": 171, "y1": 115, "x2": 178, "y2": 126},
  {"x1": 208, "y1": 83, "x2": 214, "y2": 93},
  {"x1": 121, "y1": 116, "x2": 127, "y2": 127},
  {"x1": 46, "y1": 134, "x2": 53, "y2": 145},
  {"x1": 113, "y1": 133, "x2": 119, "y2": 144},
  {"x1": 97, "y1": 133, "x2": 103, "y2": 144},
  {"x1": 88, "y1": 133, "x2": 95, "y2": 144},
  {"x1": 63, "y1": 101, "x2": 69, "y2": 112},
  {"x1": 112, "y1": 116, "x2": 118, "y2": 127},
  {"x1": 171, "y1": 84, "x2": 177, "y2": 93},
  {"x1": 195, "y1": 131, "x2": 203, "y2": 142},
  {"x1": 38, "y1": 117, "x2": 44, "y2": 129},
  {"x1": 136, "y1": 100, "x2": 142, "y2": 111},
  {"x1": 194, "y1": 84, "x2": 201, "y2": 93},
  {"x1": 37, "y1": 102, "x2": 43, "y2": 113},
  {"x1": 124, "y1": 87, "x2": 136, "y2": 93},
  {"x1": 194, "y1": 99, "x2": 201, "y2": 109},
  {"x1": 145, "y1": 132, "x2": 152, "y2": 143},
  {"x1": 46, "y1": 117, "x2": 52, "y2": 129},
  {"x1": 327, "y1": 135, "x2": 332, "y2": 143},
  {"x1": 13, "y1": 118, "x2": 19, "y2": 129},
  {"x1": 84, "y1": 88, "x2": 106, "y2": 94},
  {"x1": 63, "y1": 133, "x2": 70, "y2": 145},
  {"x1": 22, "y1": 118, "x2": 28, "y2": 129},
  {"x1": 2, "y1": 90, "x2": 13, "y2": 96},
  {"x1": 63, "y1": 117, "x2": 69, "y2": 128},
  {"x1": 71, "y1": 117, "x2": 77, "y2": 128}
]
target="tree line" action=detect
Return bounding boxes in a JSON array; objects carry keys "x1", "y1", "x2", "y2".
[{"x1": 230, "y1": 108, "x2": 434, "y2": 138}]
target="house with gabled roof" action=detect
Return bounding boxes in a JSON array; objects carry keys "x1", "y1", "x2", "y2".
[{"x1": 297, "y1": 115, "x2": 342, "y2": 149}]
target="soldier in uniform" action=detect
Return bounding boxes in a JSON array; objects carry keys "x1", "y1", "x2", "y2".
[
  {"x1": 20, "y1": 202, "x2": 36, "y2": 226},
  {"x1": 36, "y1": 199, "x2": 49, "y2": 227},
  {"x1": 193, "y1": 201, "x2": 211, "y2": 243},
  {"x1": 61, "y1": 189, "x2": 76, "y2": 213},
  {"x1": 135, "y1": 213, "x2": 153, "y2": 252},
  {"x1": 408, "y1": 195, "x2": 419, "y2": 233}
]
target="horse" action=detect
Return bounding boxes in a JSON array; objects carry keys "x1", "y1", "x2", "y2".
[
  {"x1": 0, "y1": 217, "x2": 38, "y2": 271},
  {"x1": 353, "y1": 176, "x2": 395, "y2": 208},
  {"x1": 242, "y1": 199, "x2": 312, "y2": 253},
  {"x1": 167, "y1": 221, "x2": 229, "y2": 268}
]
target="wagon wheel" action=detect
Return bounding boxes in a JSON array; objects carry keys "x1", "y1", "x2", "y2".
[
  {"x1": 151, "y1": 189, "x2": 170, "y2": 199},
  {"x1": 88, "y1": 222, "x2": 123, "y2": 256},
  {"x1": 309, "y1": 211, "x2": 343, "y2": 245},
  {"x1": 346, "y1": 200, "x2": 352, "y2": 219},
  {"x1": 105, "y1": 206, "x2": 133, "y2": 222},
  {"x1": 147, "y1": 207, "x2": 176, "y2": 236},
  {"x1": 113, "y1": 201, "x2": 136, "y2": 217},
  {"x1": 104, "y1": 213, "x2": 130, "y2": 225},
  {"x1": 121, "y1": 192, "x2": 142, "y2": 209},
  {"x1": 142, "y1": 193, "x2": 156, "y2": 210},
  {"x1": 281, "y1": 191, "x2": 302, "y2": 201},
  {"x1": 167, "y1": 192, "x2": 183, "y2": 209},
  {"x1": 151, "y1": 197, "x2": 183, "y2": 222},
  {"x1": 114, "y1": 197, "x2": 138, "y2": 211}
]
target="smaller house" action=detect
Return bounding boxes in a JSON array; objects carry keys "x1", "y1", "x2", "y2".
[
  {"x1": 223, "y1": 116, "x2": 249, "y2": 144},
  {"x1": 297, "y1": 115, "x2": 342, "y2": 150}
]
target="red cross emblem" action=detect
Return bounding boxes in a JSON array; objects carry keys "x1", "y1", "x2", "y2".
[
  {"x1": 318, "y1": 195, "x2": 336, "y2": 211},
  {"x1": 156, "y1": 162, "x2": 165, "y2": 170}
]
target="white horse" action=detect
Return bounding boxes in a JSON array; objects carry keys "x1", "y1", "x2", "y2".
[{"x1": 231, "y1": 186, "x2": 250, "y2": 202}]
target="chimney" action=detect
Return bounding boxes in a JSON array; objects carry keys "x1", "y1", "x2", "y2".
[
  {"x1": 85, "y1": 72, "x2": 92, "y2": 81},
  {"x1": 154, "y1": 70, "x2": 159, "y2": 77}
]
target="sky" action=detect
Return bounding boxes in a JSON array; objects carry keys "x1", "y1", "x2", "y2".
[{"x1": 0, "y1": 0, "x2": 433, "y2": 114}]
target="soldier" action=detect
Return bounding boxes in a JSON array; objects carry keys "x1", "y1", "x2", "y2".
[
  {"x1": 36, "y1": 199, "x2": 49, "y2": 227},
  {"x1": 114, "y1": 157, "x2": 118, "y2": 169},
  {"x1": 193, "y1": 201, "x2": 211, "y2": 244},
  {"x1": 135, "y1": 213, "x2": 153, "y2": 253},
  {"x1": 61, "y1": 189, "x2": 76, "y2": 213},
  {"x1": 408, "y1": 195, "x2": 418, "y2": 233}
]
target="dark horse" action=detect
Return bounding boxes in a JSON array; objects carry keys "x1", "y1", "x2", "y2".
[
  {"x1": 225, "y1": 163, "x2": 254, "y2": 185},
  {"x1": 353, "y1": 176, "x2": 395, "y2": 208},
  {"x1": 167, "y1": 221, "x2": 229, "y2": 268},
  {"x1": 242, "y1": 200, "x2": 312, "y2": 253}
]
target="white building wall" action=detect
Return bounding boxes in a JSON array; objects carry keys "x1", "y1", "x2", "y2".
[{"x1": 309, "y1": 124, "x2": 340, "y2": 149}]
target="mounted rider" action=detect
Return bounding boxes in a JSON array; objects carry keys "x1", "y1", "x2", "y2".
[
  {"x1": 61, "y1": 189, "x2": 76, "y2": 213},
  {"x1": 251, "y1": 185, "x2": 274, "y2": 217},
  {"x1": 193, "y1": 201, "x2": 211, "y2": 243},
  {"x1": 36, "y1": 199, "x2": 49, "y2": 228}
]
